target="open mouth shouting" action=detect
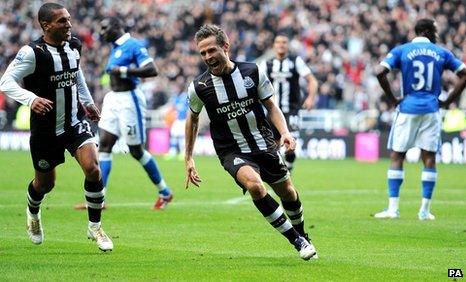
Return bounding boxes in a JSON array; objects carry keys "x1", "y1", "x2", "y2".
[
  {"x1": 207, "y1": 60, "x2": 222, "y2": 75},
  {"x1": 63, "y1": 29, "x2": 72, "y2": 40}
]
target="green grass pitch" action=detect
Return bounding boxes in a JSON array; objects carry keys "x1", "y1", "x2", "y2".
[{"x1": 0, "y1": 150, "x2": 465, "y2": 281}]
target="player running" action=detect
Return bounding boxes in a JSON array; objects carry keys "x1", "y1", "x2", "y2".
[
  {"x1": 185, "y1": 25, "x2": 317, "y2": 260},
  {"x1": 75, "y1": 17, "x2": 173, "y2": 210},
  {"x1": 0, "y1": 2, "x2": 112, "y2": 251}
]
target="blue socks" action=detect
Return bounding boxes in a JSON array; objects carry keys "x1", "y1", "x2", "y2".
[
  {"x1": 139, "y1": 150, "x2": 169, "y2": 192},
  {"x1": 139, "y1": 150, "x2": 162, "y2": 184},
  {"x1": 385, "y1": 168, "x2": 437, "y2": 214},
  {"x1": 100, "y1": 151, "x2": 170, "y2": 194},
  {"x1": 99, "y1": 152, "x2": 112, "y2": 187},
  {"x1": 387, "y1": 169, "x2": 404, "y2": 197},
  {"x1": 387, "y1": 168, "x2": 436, "y2": 199},
  {"x1": 421, "y1": 168, "x2": 437, "y2": 199}
]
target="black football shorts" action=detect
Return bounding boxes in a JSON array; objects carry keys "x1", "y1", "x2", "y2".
[
  {"x1": 219, "y1": 150, "x2": 289, "y2": 192},
  {"x1": 30, "y1": 120, "x2": 95, "y2": 172}
]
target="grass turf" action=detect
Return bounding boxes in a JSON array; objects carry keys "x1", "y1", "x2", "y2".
[{"x1": 0, "y1": 150, "x2": 465, "y2": 281}]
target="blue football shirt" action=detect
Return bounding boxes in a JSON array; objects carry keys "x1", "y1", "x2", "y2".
[
  {"x1": 105, "y1": 33, "x2": 153, "y2": 87},
  {"x1": 381, "y1": 37, "x2": 465, "y2": 114},
  {"x1": 173, "y1": 92, "x2": 189, "y2": 120}
]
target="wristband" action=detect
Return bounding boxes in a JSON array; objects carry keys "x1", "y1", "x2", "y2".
[{"x1": 119, "y1": 66, "x2": 128, "y2": 78}]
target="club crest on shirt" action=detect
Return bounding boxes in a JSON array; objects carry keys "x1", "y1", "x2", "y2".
[
  {"x1": 114, "y1": 49, "x2": 122, "y2": 58},
  {"x1": 140, "y1": 47, "x2": 148, "y2": 55},
  {"x1": 243, "y1": 76, "x2": 255, "y2": 89},
  {"x1": 37, "y1": 159, "x2": 50, "y2": 170}
]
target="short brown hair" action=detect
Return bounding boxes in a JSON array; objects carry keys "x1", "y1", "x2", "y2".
[{"x1": 194, "y1": 24, "x2": 229, "y2": 46}]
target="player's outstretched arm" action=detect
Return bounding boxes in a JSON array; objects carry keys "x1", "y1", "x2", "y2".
[
  {"x1": 76, "y1": 68, "x2": 100, "y2": 121},
  {"x1": 263, "y1": 98, "x2": 296, "y2": 153},
  {"x1": 302, "y1": 74, "x2": 318, "y2": 110},
  {"x1": 440, "y1": 69, "x2": 466, "y2": 108},
  {"x1": 111, "y1": 62, "x2": 158, "y2": 78},
  {"x1": 375, "y1": 65, "x2": 400, "y2": 107},
  {"x1": 185, "y1": 110, "x2": 202, "y2": 189}
]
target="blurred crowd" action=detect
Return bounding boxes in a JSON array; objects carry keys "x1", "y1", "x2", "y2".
[{"x1": 0, "y1": 0, "x2": 465, "y2": 132}]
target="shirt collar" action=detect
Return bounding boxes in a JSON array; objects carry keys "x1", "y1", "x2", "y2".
[
  {"x1": 412, "y1": 37, "x2": 431, "y2": 43},
  {"x1": 115, "y1": 33, "x2": 131, "y2": 46}
]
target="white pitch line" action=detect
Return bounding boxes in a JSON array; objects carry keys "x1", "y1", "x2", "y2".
[
  {"x1": 1, "y1": 188, "x2": 465, "y2": 209},
  {"x1": 223, "y1": 196, "x2": 248, "y2": 205}
]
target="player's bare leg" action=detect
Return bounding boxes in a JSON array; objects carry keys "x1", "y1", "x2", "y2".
[
  {"x1": 127, "y1": 144, "x2": 173, "y2": 210},
  {"x1": 237, "y1": 166, "x2": 316, "y2": 260},
  {"x1": 270, "y1": 179, "x2": 306, "y2": 237},
  {"x1": 74, "y1": 130, "x2": 117, "y2": 210},
  {"x1": 270, "y1": 178, "x2": 318, "y2": 259},
  {"x1": 75, "y1": 143, "x2": 113, "y2": 251}
]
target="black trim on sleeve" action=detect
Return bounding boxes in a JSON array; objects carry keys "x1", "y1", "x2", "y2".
[
  {"x1": 261, "y1": 94, "x2": 273, "y2": 101},
  {"x1": 189, "y1": 107, "x2": 201, "y2": 114}
]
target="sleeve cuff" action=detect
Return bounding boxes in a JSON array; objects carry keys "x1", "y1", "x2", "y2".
[
  {"x1": 260, "y1": 94, "x2": 273, "y2": 101},
  {"x1": 139, "y1": 58, "x2": 154, "y2": 67},
  {"x1": 380, "y1": 61, "x2": 391, "y2": 70},
  {"x1": 27, "y1": 95, "x2": 38, "y2": 107},
  {"x1": 190, "y1": 107, "x2": 201, "y2": 114},
  {"x1": 454, "y1": 63, "x2": 465, "y2": 74}
]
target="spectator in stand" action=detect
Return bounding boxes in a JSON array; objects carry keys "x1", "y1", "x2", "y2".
[{"x1": 0, "y1": 0, "x2": 464, "y2": 124}]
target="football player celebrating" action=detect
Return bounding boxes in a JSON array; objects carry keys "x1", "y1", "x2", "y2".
[
  {"x1": 0, "y1": 2, "x2": 112, "y2": 251},
  {"x1": 185, "y1": 25, "x2": 318, "y2": 260}
]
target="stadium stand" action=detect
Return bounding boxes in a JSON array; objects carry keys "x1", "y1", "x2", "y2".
[{"x1": 0, "y1": 0, "x2": 465, "y2": 131}]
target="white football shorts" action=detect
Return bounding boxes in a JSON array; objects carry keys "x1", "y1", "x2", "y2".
[
  {"x1": 98, "y1": 89, "x2": 147, "y2": 146},
  {"x1": 387, "y1": 111, "x2": 441, "y2": 153}
]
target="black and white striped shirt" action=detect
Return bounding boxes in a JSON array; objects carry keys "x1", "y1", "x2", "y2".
[
  {"x1": 188, "y1": 61, "x2": 276, "y2": 155},
  {"x1": 260, "y1": 55, "x2": 312, "y2": 114},
  {"x1": 0, "y1": 37, "x2": 94, "y2": 137}
]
